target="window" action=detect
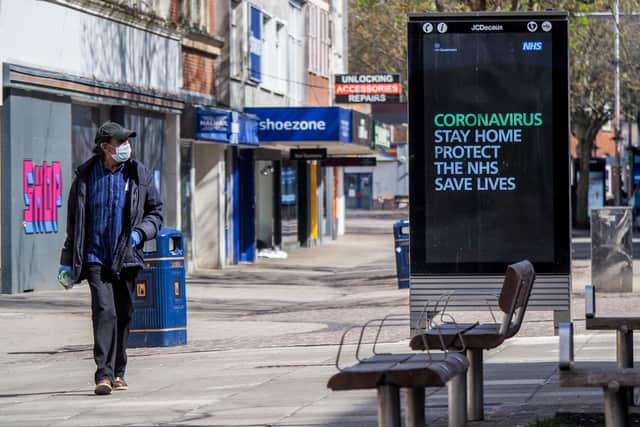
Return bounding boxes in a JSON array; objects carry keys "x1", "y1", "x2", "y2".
[
  {"x1": 230, "y1": 1, "x2": 243, "y2": 79},
  {"x1": 276, "y1": 21, "x2": 287, "y2": 94},
  {"x1": 288, "y1": 3, "x2": 304, "y2": 104},
  {"x1": 182, "y1": 0, "x2": 209, "y2": 31},
  {"x1": 249, "y1": 6, "x2": 287, "y2": 94},
  {"x1": 248, "y1": 6, "x2": 263, "y2": 82},
  {"x1": 331, "y1": 0, "x2": 345, "y2": 74},
  {"x1": 124, "y1": 0, "x2": 169, "y2": 18},
  {"x1": 262, "y1": 13, "x2": 275, "y2": 89},
  {"x1": 307, "y1": 3, "x2": 330, "y2": 76}
]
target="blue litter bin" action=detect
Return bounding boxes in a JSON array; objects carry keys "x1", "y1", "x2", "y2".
[
  {"x1": 393, "y1": 220, "x2": 410, "y2": 289},
  {"x1": 128, "y1": 228, "x2": 187, "y2": 347}
]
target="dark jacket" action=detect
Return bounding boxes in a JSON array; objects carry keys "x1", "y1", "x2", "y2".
[{"x1": 60, "y1": 155, "x2": 164, "y2": 282}]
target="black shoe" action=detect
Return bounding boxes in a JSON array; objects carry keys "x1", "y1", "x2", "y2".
[{"x1": 94, "y1": 378, "x2": 112, "y2": 395}]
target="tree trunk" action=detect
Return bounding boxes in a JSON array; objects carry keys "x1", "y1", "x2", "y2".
[
  {"x1": 575, "y1": 116, "x2": 606, "y2": 229},
  {"x1": 576, "y1": 135, "x2": 592, "y2": 229}
]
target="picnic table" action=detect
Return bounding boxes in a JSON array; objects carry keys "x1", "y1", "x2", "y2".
[{"x1": 559, "y1": 285, "x2": 640, "y2": 427}]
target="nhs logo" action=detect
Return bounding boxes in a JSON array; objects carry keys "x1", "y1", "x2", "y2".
[{"x1": 522, "y1": 41, "x2": 543, "y2": 51}]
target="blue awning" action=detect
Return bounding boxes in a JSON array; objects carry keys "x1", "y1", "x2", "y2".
[{"x1": 195, "y1": 107, "x2": 259, "y2": 146}]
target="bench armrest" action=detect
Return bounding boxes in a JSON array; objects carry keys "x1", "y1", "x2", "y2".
[
  {"x1": 559, "y1": 322, "x2": 574, "y2": 370},
  {"x1": 585, "y1": 285, "x2": 596, "y2": 319}
]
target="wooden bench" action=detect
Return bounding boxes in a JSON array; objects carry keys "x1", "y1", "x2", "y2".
[
  {"x1": 327, "y1": 316, "x2": 469, "y2": 427},
  {"x1": 585, "y1": 284, "x2": 638, "y2": 373},
  {"x1": 559, "y1": 321, "x2": 640, "y2": 427},
  {"x1": 409, "y1": 260, "x2": 536, "y2": 421}
]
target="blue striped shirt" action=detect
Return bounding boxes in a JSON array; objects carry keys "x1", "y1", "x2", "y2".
[{"x1": 85, "y1": 160, "x2": 129, "y2": 266}]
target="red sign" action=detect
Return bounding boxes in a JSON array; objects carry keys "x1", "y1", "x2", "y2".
[
  {"x1": 335, "y1": 83, "x2": 402, "y2": 95},
  {"x1": 335, "y1": 73, "x2": 401, "y2": 104}
]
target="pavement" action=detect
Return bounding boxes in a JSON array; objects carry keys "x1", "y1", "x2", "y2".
[{"x1": 2, "y1": 210, "x2": 640, "y2": 426}]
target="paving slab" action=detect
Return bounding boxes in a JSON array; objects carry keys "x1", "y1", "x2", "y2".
[{"x1": 3, "y1": 211, "x2": 640, "y2": 426}]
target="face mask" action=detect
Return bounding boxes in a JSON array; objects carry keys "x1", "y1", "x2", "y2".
[{"x1": 111, "y1": 142, "x2": 131, "y2": 163}]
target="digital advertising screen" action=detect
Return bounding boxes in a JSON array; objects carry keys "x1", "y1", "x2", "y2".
[{"x1": 408, "y1": 13, "x2": 570, "y2": 275}]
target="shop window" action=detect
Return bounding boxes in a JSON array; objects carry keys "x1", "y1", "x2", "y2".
[
  {"x1": 180, "y1": 141, "x2": 193, "y2": 237},
  {"x1": 123, "y1": 108, "x2": 165, "y2": 202},
  {"x1": 281, "y1": 160, "x2": 298, "y2": 246},
  {"x1": 71, "y1": 104, "x2": 100, "y2": 171}
]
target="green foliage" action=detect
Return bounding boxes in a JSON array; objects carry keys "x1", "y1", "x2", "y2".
[
  {"x1": 348, "y1": 0, "x2": 640, "y2": 226},
  {"x1": 527, "y1": 418, "x2": 582, "y2": 427}
]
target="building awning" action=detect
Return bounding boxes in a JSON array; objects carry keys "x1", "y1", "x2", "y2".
[
  {"x1": 4, "y1": 63, "x2": 184, "y2": 113},
  {"x1": 244, "y1": 106, "x2": 375, "y2": 155},
  {"x1": 188, "y1": 107, "x2": 259, "y2": 146}
]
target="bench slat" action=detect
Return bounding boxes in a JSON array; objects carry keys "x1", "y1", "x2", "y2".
[
  {"x1": 585, "y1": 317, "x2": 640, "y2": 330},
  {"x1": 328, "y1": 353, "x2": 468, "y2": 391},
  {"x1": 560, "y1": 367, "x2": 640, "y2": 387}
]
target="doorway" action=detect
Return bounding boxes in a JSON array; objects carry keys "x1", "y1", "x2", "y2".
[{"x1": 345, "y1": 173, "x2": 373, "y2": 210}]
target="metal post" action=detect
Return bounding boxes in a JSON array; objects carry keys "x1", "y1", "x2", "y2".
[
  {"x1": 614, "y1": 0, "x2": 622, "y2": 205},
  {"x1": 406, "y1": 388, "x2": 426, "y2": 427},
  {"x1": 616, "y1": 329, "x2": 634, "y2": 405},
  {"x1": 466, "y1": 348, "x2": 484, "y2": 421},
  {"x1": 554, "y1": 310, "x2": 571, "y2": 336},
  {"x1": 377, "y1": 385, "x2": 401, "y2": 427},
  {"x1": 448, "y1": 372, "x2": 467, "y2": 427},
  {"x1": 616, "y1": 329, "x2": 634, "y2": 368},
  {"x1": 603, "y1": 382, "x2": 628, "y2": 427}
]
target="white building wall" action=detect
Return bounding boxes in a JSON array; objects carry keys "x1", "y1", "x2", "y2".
[
  {"x1": 192, "y1": 144, "x2": 226, "y2": 270},
  {"x1": 226, "y1": 0, "x2": 300, "y2": 110},
  {"x1": 0, "y1": 0, "x2": 181, "y2": 105}
]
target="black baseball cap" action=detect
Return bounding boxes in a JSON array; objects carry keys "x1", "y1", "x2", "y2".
[{"x1": 95, "y1": 121, "x2": 137, "y2": 144}]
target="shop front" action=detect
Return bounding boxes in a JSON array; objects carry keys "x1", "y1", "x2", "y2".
[
  {"x1": 180, "y1": 106, "x2": 259, "y2": 270},
  {"x1": 1, "y1": 63, "x2": 183, "y2": 293},
  {"x1": 245, "y1": 106, "x2": 375, "y2": 248}
]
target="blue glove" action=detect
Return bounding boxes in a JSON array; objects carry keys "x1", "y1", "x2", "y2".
[
  {"x1": 57, "y1": 265, "x2": 73, "y2": 290},
  {"x1": 130, "y1": 230, "x2": 142, "y2": 247}
]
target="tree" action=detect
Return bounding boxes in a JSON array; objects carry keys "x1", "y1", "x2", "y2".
[
  {"x1": 570, "y1": 10, "x2": 614, "y2": 228},
  {"x1": 570, "y1": 4, "x2": 640, "y2": 227},
  {"x1": 349, "y1": 0, "x2": 640, "y2": 228},
  {"x1": 348, "y1": 0, "x2": 576, "y2": 99}
]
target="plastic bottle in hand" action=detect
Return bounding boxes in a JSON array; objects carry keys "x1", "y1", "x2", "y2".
[{"x1": 57, "y1": 266, "x2": 73, "y2": 290}]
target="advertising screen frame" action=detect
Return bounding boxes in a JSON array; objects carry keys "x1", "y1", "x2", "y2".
[{"x1": 408, "y1": 12, "x2": 570, "y2": 276}]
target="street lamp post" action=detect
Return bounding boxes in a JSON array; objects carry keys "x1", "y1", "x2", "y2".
[{"x1": 614, "y1": 0, "x2": 622, "y2": 205}]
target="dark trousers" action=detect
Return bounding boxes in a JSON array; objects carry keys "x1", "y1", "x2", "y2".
[{"x1": 85, "y1": 264, "x2": 135, "y2": 383}]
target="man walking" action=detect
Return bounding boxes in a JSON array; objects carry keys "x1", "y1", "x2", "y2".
[{"x1": 59, "y1": 121, "x2": 163, "y2": 395}]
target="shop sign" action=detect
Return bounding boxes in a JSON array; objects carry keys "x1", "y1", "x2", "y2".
[
  {"x1": 322, "y1": 157, "x2": 377, "y2": 167},
  {"x1": 196, "y1": 109, "x2": 259, "y2": 146},
  {"x1": 246, "y1": 107, "x2": 352, "y2": 143},
  {"x1": 335, "y1": 73, "x2": 401, "y2": 103},
  {"x1": 374, "y1": 122, "x2": 392, "y2": 149},
  {"x1": 290, "y1": 148, "x2": 327, "y2": 160},
  {"x1": 351, "y1": 110, "x2": 372, "y2": 147},
  {"x1": 196, "y1": 108, "x2": 232, "y2": 142}
]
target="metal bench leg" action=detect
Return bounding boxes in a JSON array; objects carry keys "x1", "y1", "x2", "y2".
[
  {"x1": 467, "y1": 348, "x2": 484, "y2": 421},
  {"x1": 616, "y1": 329, "x2": 634, "y2": 406},
  {"x1": 377, "y1": 385, "x2": 401, "y2": 427},
  {"x1": 406, "y1": 387, "x2": 425, "y2": 427},
  {"x1": 448, "y1": 373, "x2": 467, "y2": 427},
  {"x1": 603, "y1": 382, "x2": 629, "y2": 427}
]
